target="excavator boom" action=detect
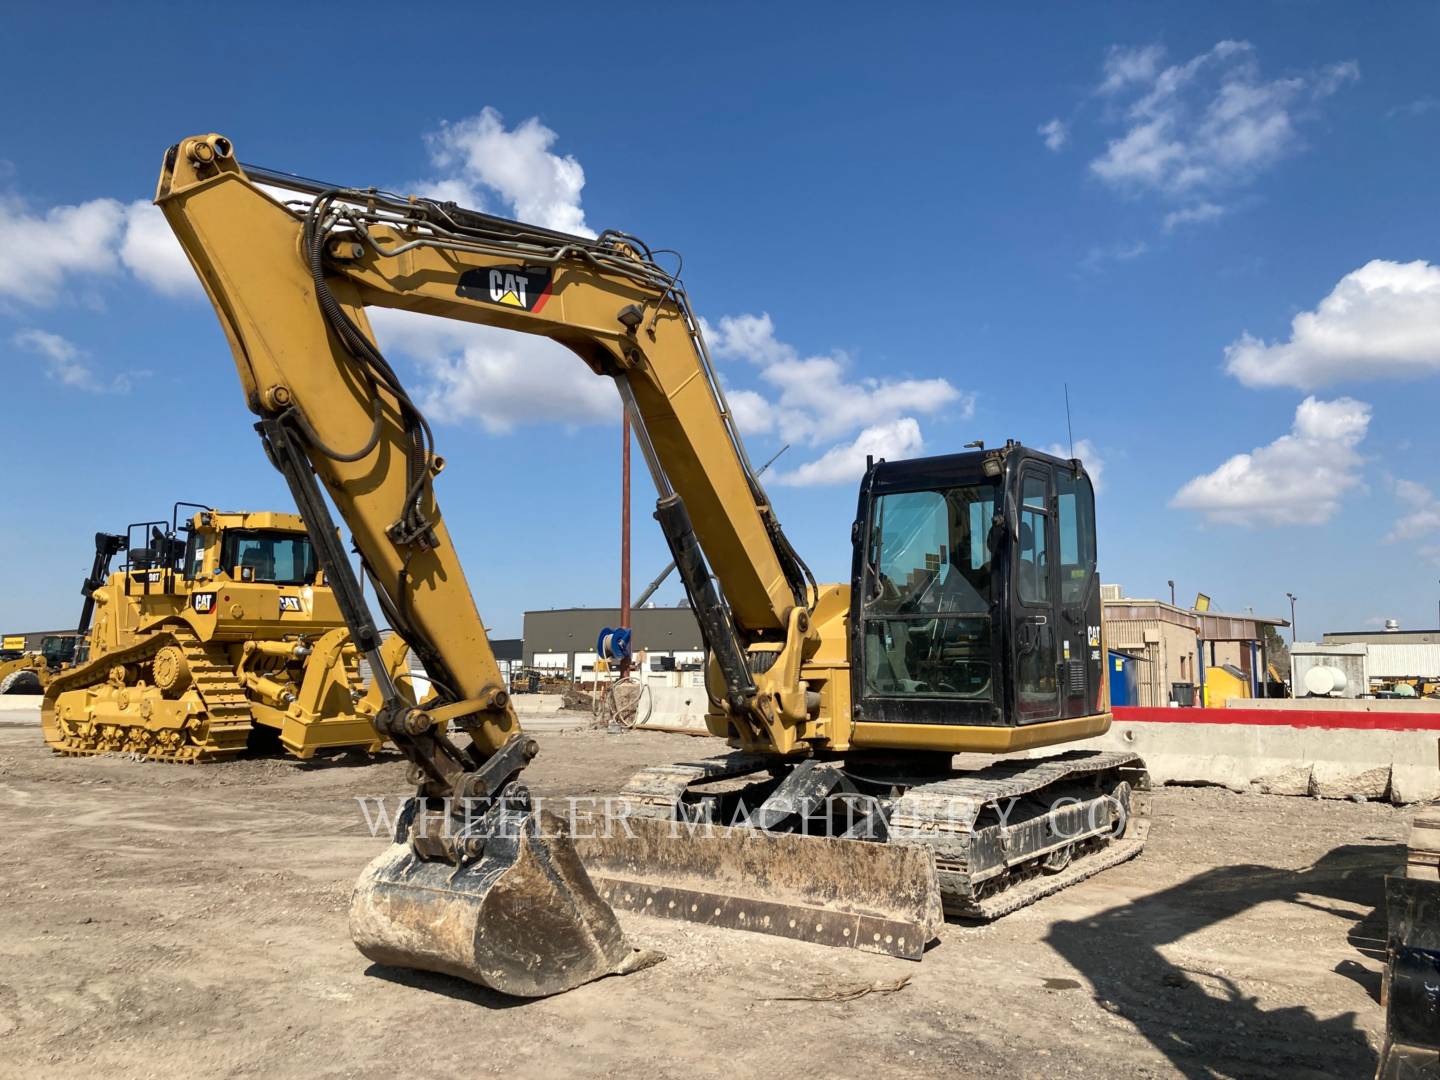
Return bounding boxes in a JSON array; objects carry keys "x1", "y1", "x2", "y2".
[{"x1": 155, "y1": 133, "x2": 821, "y2": 994}]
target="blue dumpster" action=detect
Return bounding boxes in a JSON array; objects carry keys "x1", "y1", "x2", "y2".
[{"x1": 1108, "y1": 650, "x2": 1138, "y2": 707}]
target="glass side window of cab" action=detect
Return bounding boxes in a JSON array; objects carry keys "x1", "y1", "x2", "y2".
[
  {"x1": 861, "y1": 483, "x2": 997, "y2": 700},
  {"x1": 1017, "y1": 472, "x2": 1049, "y2": 605},
  {"x1": 1055, "y1": 468, "x2": 1096, "y2": 605},
  {"x1": 182, "y1": 530, "x2": 205, "y2": 580}
]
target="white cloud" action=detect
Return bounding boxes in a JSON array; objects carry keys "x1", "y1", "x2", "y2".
[
  {"x1": 1098, "y1": 44, "x2": 1166, "y2": 95},
  {"x1": 1170, "y1": 396, "x2": 1370, "y2": 526},
  {"x1": 1043, "y1": 437, "x2": 1106, "y2": 492},
  {"x1": 13, "y1": 329, "x2": 131, "y2": 393},
  {"x1": 1087, "y1": 41, "x2": 1356, "y2": 212},
  {"x1": 367, "y1": 308, "x2": 614, "y2": 433},
  {"x1": 420, "y1": 108, "x2": 592, "y2": 236},
  {"x1": 705, "y1": 313, "x2": 797, "y2": 367},
  {"x1": 1162, "y1": 202, "x2": 1225, "y2": 231},
  {"x1": 0, "y1": 192, "x2": 197, "y2": 305},
  {"x1": 1080, "y1": 240, "x2": 1149, "y2": 270},
  {"x1": 0, "y1": 195, "x2": 125, "y2": 305},
  {"x1": 773, "y1": 418, "x2": 925, "y2": 487},
  {"x1": 1388, "y1": 96, "x2": 1440, "y2": 119},
  {"x1": 1388, "y1": 479, "x2": 1440, "y2": 542},
  {"x1": 704, "y1": 311, "x2": 973, "y2": 448},
  {"x1": 1225, "y1": 260, "x2": 1440, "y2": 390},
  {"x1": 118, "y1": 201, "x2": 198, "y2": 296},
  {"x1": 0, "y1": 105, "x2": 596, "y2": 313},
  {"x1": 1038, "y1": 118, "x2": 1069, "y2": 152},
  {"x1": 725, "y1": 387, "x2": 778, "y2": 436}
]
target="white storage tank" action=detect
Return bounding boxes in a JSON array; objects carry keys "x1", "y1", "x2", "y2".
[
  {"x1": 1291, "y1": 642, "x2": 1368, "y2": 699},
  {"x1": 1302, "y1": 665, "x2": 1348, "y2": 697}
]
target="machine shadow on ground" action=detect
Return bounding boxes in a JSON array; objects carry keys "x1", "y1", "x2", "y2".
[
  {"x1": 362, "y1": 964, "x2": 534, "y2": 1009},
  {"x1": 1047, "y1": 842, "x2": 1400, "y2": 1078}
]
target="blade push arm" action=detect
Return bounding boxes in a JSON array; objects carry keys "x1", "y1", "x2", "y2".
[{"x1": 156, "y1": 134, "x2": 821, "y2": 810}]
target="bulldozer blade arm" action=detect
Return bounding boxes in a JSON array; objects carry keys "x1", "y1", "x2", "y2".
[
  {"x1": 350, "y1": 808, "x2": 654, "y2": 998},
  {"x1": 574, "y1": 817, "x2": 943, "y2": 960}
]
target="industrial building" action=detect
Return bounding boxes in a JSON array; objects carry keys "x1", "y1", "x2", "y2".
[
  {"x1": 1101, "y1": 585, "x2": 1287, "y2": 708},
  {"x1": 522, "y1": 606, "x2": 705, "y2": 684},
  {"x1": 1292, "y1": 624, "x2": 1440, "y2": 698}
]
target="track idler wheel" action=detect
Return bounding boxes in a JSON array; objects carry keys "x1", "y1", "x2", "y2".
[
  {"x1": 350, "y1": 799, "x2": 653, "y2": 998},
  {"x1": 152, "y1": 646, "x2": 192, "y2": 696}
]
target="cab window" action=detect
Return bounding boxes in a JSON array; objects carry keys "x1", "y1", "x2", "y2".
[
  {"x1": 860, "y1": 482, "x2": 997, "y2": 701},
  {"x1": 220, "y1": 530, "x2": 318, "y2": 585},
  {"x1": 1056, "y1": 469, "x2": 1096, "y2": 605},
  {"x1": 1017, "y1": 472, "x2": 1050, "y2": 605},
  {"x1": 182, "y1": 530, "x2": 205, "y2": 580}
]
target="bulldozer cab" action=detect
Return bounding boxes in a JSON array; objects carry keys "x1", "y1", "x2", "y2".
[
  {"x1": 850, "y1": 442, "x2": 1103, "y2": 729},
  {"x1": 118, "y1": 503, "x2": 321, "y2": 593}
]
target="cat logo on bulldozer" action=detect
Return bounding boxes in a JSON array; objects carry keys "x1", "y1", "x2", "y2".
[{"x1": 457, "y1": 265, "x2": 554, "y2": 313}]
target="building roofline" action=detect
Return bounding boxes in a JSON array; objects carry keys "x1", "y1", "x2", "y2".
[
  {"x1": 1323, "y1": 629, "x2": 1440, "y2": 637},
  {"x1": 1103, "y1": 598, "x2": 1288, "y2": 627}
]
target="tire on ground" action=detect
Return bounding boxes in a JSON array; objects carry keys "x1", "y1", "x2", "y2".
[{"x1": 0, "y1": 669, "x2": 42, "y2": 695}]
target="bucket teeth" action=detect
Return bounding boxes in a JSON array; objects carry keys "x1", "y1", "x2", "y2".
[{"x1": 350, "y1": 803, "x2": 653, "y2": 998}]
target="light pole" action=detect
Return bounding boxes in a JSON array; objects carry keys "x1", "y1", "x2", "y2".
[
  {"x1": 1286, "y1": 592, "x2": 1297, "y2": 644},
  {"x1": 1168, "y1": 580, "x2": 1176, "y2": 606}
]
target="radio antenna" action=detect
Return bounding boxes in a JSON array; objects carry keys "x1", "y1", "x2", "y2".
[{"x1": 1064, "y1": 383, "x2": 1076, "y2": 461}]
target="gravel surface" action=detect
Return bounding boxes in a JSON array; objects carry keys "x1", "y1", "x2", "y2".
[{"x1": 0, "y1": 698, "x2": 1406, "y2": 1078}]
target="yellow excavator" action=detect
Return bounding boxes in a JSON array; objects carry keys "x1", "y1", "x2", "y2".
[
  {"x1": 156, "y1": 133, "x2": 1147, "y2": 997},
  {"x1": 42, "y1": 504, "x2": 401, "y2": 761}
]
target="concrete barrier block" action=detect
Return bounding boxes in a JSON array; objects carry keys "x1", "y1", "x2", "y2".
[
  {"x1": 1392, "y1": 757, "x2": 1440, "y2": 805},
  {"x1": 1309, "y1": 762, "x2": 1392, "y2": 801},
  {"x1": 512, "y1": 694, "x2": 565, "y2": 716},
  {"x1": 1250, "y1": 763, "x2": 1313, "y2": 797},
  {"x1": 1069, "y1": 715, "x2": 1440, "y2": 804}
]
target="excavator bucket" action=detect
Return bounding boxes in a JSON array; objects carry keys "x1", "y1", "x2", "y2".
[
  {"x1": 351, "y1": 806, "x2": 653, "y2": 997},
  {"x1": 573, "y1": 817, "x2": 944, "y2": 960}
]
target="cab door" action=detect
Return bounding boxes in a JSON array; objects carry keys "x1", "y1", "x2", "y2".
[
  {"x1": 1054, "y1": 466, "x2": 1102, "y2": 718},
  {"x1": 1011, "y1": 465, "x2": 1060, "y2": 723}
]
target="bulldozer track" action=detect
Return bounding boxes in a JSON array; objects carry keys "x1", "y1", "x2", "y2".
[
  {"x1": 43, "y1": 624, "x2": 254, "y2": 763},
  {"x1": 616, "y1": 749, "x2": 1150, "y2": 924}
]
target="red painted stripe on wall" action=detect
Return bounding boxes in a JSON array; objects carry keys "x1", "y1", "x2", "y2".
[{"x1": 1112, "y1": 705, "x2": 1440, "y2": 732}]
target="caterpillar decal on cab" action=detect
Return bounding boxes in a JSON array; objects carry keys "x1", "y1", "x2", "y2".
[{"x1": 456, "y1": 264, "x2": 553, "y2": 313}]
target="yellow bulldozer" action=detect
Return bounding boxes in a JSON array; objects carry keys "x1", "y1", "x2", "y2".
[{"x1": 42, "y1": 502, "x2": 402, "y2": 762}]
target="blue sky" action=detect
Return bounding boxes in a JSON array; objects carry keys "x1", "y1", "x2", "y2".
[{"x1": 3, "y1": 3, "x2": 1439, "y2": 639}]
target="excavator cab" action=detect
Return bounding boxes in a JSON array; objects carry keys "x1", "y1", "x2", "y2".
[{"x1": 851, "y1": 442, "x2": 1103, "y2": 728}]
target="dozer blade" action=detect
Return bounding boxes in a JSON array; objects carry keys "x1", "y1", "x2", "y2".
[
  {"x1": 574, "y1": 817, "x2": 944, "y2": 960},
  {"x1": 350, "y1": 807, "x2": 653, "y2": 998}
]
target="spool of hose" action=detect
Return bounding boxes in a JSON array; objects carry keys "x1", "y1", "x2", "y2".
[{"x1": 596, "y1": 627, "x2": 633, "y2": 663}]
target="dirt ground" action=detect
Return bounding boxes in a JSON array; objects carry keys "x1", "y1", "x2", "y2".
[{"x1": 0, "y1": 698, "x2": 1408, "y2": 1079}]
